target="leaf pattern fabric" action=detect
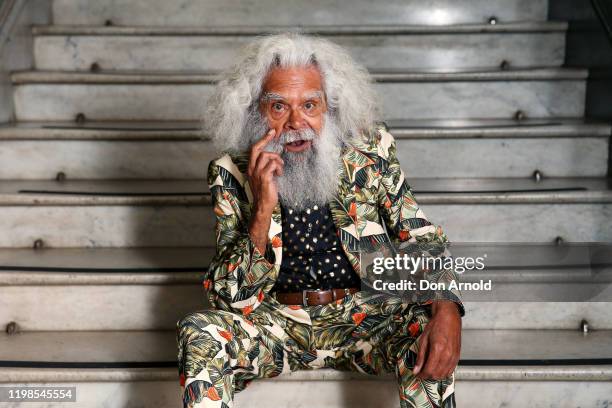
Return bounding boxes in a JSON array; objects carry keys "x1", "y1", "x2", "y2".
[
  {"x1": 204, "y1": 123, "x2": 464, "y2": 318},
  {"x1": 177, "y1": 292, "x2": 456, "y2": 407},
  {"x1": 177, "y1": 124, "x2": 465, "y2": 407}
]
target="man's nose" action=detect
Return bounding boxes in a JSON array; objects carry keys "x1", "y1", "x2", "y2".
[{"x1": 285, "y1": 108, "x2": 305, "y2": 130}]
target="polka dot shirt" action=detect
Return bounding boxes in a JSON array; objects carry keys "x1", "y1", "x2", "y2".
[{"x1": 271, "y1": 202, "x2": 361, "y2": 293}]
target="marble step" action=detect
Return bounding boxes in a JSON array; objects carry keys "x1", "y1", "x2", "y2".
[
  {"x1": 51, "y1": 0, "x2": 548, "y2": 27},
  {"x1": 1, "y1": 245, "x2": 610, "y2": 284},
  {"x1": 0, "y1": 178, "x2": 610, "y2": 247},
  {"x1": 2, "y1": 119, "x2": 611, "y2": 140},
  {"x1": 1, "y1": 119, "x2": 609, "y2": 179},
  {"x1": 11, "y1": 69, "x2": 587, "y2": 121},
  {"x1": 1, "y1": 330, "x2": 611, "y2": 407},
  {"x1": 0, "y1": 246, "x2": 611, "y2": 330},
  {"x1": 32, "y1": 22, "x2": 566, "y2": 71}
]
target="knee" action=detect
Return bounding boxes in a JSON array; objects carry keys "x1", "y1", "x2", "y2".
[{"x1": 176, "y1": 309, "x2": 234, "y2": 343}]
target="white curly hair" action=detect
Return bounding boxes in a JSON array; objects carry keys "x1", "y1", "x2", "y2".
[{"x1": 203, "y1": 32, "x2": 381, "y2": 153}]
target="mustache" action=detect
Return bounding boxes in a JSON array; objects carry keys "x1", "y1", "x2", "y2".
[
  {"x1": 278, "y1": 128, "x2": 316, "y2": 143},
  {"x1": 264, "y1": 128, "x2": 317, "y2": 153}
]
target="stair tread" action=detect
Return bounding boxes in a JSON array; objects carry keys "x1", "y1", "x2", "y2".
[
  {"x1": 32, "y1": 21, "x2": 569, "y2": 36},
  {"x1": 1, "y1": 329, "x2": 611, "y2": 369},
  {"x1": 1, "y1": 178, "x2": 611, "y2": 205},
  {"x1": 11, "y1": 68, "x2": 589, "y2": 85},
  {"x1": 1, "y1": 119, "x2": 610, "y2": 140},
  {"x1": 0, "y1": 242, "x2": 609, "y2": 276},
  {"x1": 2, "y1": 365, "x2": 612, "y2": 382}
]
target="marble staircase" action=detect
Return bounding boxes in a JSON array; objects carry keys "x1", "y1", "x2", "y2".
[{"x1": 1, "y1": 0, "x2": 611, "y2": 407}]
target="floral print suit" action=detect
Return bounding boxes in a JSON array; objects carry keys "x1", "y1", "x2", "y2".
[{"x1": 177, "y1": 124, "x2": 464, "y2": 407}]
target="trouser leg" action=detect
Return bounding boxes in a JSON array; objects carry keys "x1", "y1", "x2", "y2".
[
  {"x1": 176, "y1": 308, "x2": 300, "y2": 408},
  {"x1": 309, "y1": 293, "x2": 457, "y2": 407},
  {"x1": 389, "y1": 305, "x2": 456, "y2": 408}
]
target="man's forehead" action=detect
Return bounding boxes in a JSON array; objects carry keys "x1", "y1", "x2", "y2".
[
  {"x1": 261, "y1": 90, "x2": 323, "y2": 102},
  {"x1": 262, "y1": 66, "x2": 323, "y2": 93}
]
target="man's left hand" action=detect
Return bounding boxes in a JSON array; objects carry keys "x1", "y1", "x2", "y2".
[{"x1": 412, "y1": 300, "x2": 462, "y2": 380}]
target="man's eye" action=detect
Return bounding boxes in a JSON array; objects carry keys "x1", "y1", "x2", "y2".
[
  {"x1": 272, "y1": 103, "x2": 285, "y2": 112},
  {"x1": 304, "y1": 102, "x2": 315, "y2": 110}
]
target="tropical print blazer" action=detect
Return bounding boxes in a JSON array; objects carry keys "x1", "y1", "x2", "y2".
[{"x1": 205, "y1": 123, "x2": 464, "y2": 323}]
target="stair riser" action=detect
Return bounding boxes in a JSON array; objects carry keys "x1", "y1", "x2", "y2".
[
  {"x1": 3, "y1": 381, "x2": 180, "y2": 408},
  {"x1": 241, "y1": 380, "x2": 612, "y2": 408},
  {"x1": 0, "y1": 285, "x2": 204, "y2": 331},
  {"x1": 0, "y1": 206, "x2": 215, "y2": 248},
  {"x1": 243, "y1": 380, "x2": 609, "y2": 408},
  {"x1": 1, "y1": 204, "x2": 610, "y2": 248},
  {"x1": 427, "y1": 203, "x2": 612, "y2": 243},
  {"x1": 13, "y1": 81, "x2": 586, "y2": 121},
  {"x1": 2, "y1": 137, "x2": 608, "y2": 179},
  {"x1": 5, "y1": 379, "x2": 612, "y2": 408},
  {"x1": 51, "y1": 0, "x2": 547, "y2": 26},
  {"x1": 2, "y1": 380, "x2": 610, "y2": 408},
  {"x1": 33, "y1": 33, "x2": 565, "y2": 71},
  {"x1": 1, "y1": 285, "x2": 611, "y2": 330}
]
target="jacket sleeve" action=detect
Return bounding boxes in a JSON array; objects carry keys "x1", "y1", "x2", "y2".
[
  {"x1": 204, "y1": 157, "x2": 280, "y2": 316},
  {"x1": 374, "y1": 126, "x2": 465, "y2": 317}
]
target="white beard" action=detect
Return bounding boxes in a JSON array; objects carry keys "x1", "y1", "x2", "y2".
[{"x1": 245, "y1": 110, "x2": 344, "y2": 213}]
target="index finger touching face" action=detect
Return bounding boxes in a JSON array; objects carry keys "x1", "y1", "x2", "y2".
[
  {"x1": 248, "y1": 128, "x2": 278, "y2": 177},
  {"x1": 251, "y1": 128, "x2": 277, "y2": 152}
]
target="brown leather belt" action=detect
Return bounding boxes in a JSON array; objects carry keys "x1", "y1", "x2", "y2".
[{"x1": 274, "y1": 288, "x2": 359, "y2": 306}]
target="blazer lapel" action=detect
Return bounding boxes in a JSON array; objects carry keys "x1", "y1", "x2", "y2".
[
  {"x1": 329, "y1": 143, "x2": 362, "y2": 274},
  {"x1": 268, "y1": 202, "x2": 283, "y2": 267}
]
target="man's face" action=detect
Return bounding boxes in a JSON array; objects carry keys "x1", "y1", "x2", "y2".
[{"x1": 259, "y1": 65, "x2": 327, "y2": 153}]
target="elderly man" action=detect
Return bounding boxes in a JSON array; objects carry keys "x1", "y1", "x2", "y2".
[{"x1": 177, "y1": 33, "x2": 464, "y2": 408}]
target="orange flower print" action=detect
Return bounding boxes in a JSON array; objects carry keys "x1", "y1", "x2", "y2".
[
  {"x1": 403, "y1": 195, "x2": 416, "y2": 207},
  {"x1": 408, "y1": 322, "x2": 420, "y2": 337},
  {"x1": 398, "y1": 230, "x2": 410, "y2": 241},
  {"x1": 348, "y1": 202, "x2": 357, "y2": 219},
  {"x1": 202, "y1": 279, "x2": 212, "y2": 290},
  {"x1": 217, "y1": 329, "x2": 233, "y2": 341},
  {"x1": 206, "y1": 386, "x2": 221, "y2": 401},
  {"x1": 243, "y1": 305, "x2": 253, "y2": 316},
  {"x1": 288, "y1": 305, "x2": 302, "y2": 310},
  {"x1": 271, "y1": 235, "x2": 282, "y2": 248},
  {"x1": 214, "y1": 206, "x2": 225, "y2": 216},
  {"x1": 352, "y1": 312, "x2": 366, "y2": 325},
  {"x1": 384, "y1": 198, "x2": 392, "y2": 208},
  {"x1": 257, "y1": 291, "x2": 265, "y2": 302}
]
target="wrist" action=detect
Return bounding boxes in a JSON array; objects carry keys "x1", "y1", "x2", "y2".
[
  {"x1": 252, "y1": 201, "x2": 275, "y2": 218},
  {"x1": 249, "y1": 203, "x2": 273, "y2": 250},
  {"x1": 431, "y1": 300, "x2": 461, "y2": 318}
]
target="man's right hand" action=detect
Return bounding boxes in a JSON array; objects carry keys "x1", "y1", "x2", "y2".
[
  {"x1": 247, "y1": 128, "x2": 284, "y2": 254},
  {"x1": 247, "y1": 128, "x2": 284, "y2": 212}
]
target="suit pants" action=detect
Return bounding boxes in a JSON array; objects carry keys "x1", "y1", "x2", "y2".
[{"x1": 176, "y1": 291, "x2": 456, "y2": 407}]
